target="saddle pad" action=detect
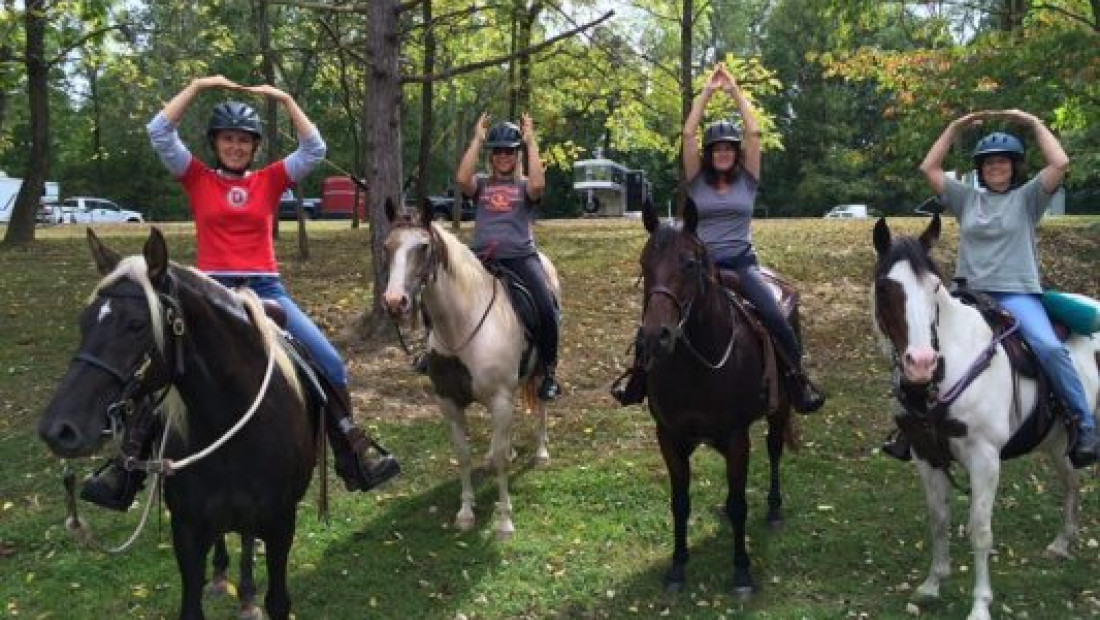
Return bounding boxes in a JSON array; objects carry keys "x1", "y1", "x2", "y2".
[{"x1": 1042, "y1": 290, "x2": 1100, "y2": 335}]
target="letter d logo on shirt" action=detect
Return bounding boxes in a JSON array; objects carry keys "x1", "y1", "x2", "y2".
[{"x1": 227, "y1": 187, "x2": 249, "y2": 208}]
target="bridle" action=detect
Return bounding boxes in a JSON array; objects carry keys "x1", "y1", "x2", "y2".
[{"x1": 642, "y1": 242, "x2": 737, "y2": 370}]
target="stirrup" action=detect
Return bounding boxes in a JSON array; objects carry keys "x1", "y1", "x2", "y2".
[
  {"x1": 538, "y1": 376, "x2": 561, "y2": 401},
  {"x1": 79, "y1": 460, "x2": 145, "y2": 512},
  {"x1": 881, "y1": 430, "x2": 912, "y2": 462}
]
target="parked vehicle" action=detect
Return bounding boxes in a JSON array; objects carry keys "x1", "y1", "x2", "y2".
[
  {"x1": 320, "y1": 176, "x2": 366, "y2": 219},
  {"x1": 277, "y1": 190, "x2": 320, "y2": 220},
  {"x1": 429, "y1": 191, "x2": 475, "y2": 221},
  {"x1": 823, "y1": 204, "x2": 868, "y2": 219},
  {"x1": 0, "y1": 174, "x2": 60, "y2": 223},
  {"x1": 53, "y1": 197, "x2": 144, "y2": 224}
]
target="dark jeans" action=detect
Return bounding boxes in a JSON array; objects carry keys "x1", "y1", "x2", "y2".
[
  {"x1": 495, "y1": 255, "x2": 559, "y2": 371},
  {"x1": 720, "y1": 265, "x2": 802, "y2": 366}
]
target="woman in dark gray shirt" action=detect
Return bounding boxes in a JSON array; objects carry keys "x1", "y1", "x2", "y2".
[{"x1": 614, "y1": 63, "x2": 824, "y2": 413}]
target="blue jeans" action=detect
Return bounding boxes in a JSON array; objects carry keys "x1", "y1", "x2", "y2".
[
  {"x1": 990, "y1": 292, "x2": 1095, "y2": 431},
  {"x1": 212, "y1": 276, "x2": 347, "y2": 387}
]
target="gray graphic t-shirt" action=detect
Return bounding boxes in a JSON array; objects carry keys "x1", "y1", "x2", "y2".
[
  {"x1": 468, "y1": 175, "x2": 537, "y2": 259},
  {"x1": 688, "y1": 173, "x2": 759, "y2": 262}
]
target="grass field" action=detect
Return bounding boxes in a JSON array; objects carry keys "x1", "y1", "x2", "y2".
[{"x1": 1, "y1": 216, "x2": 1098, "y2": 619}]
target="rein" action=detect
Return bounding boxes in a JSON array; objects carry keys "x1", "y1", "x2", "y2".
[{"x1": 644, "y1": 280, "x2": 738, "y2": 370}]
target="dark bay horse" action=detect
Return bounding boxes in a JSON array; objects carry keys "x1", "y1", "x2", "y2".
[
  {"x1": 38, "y1": 228, "x2": 318, "y2": 620},
  {"x1": 638, "y1": 200, "x2": 796, "y2": 594},
  {"x1": 872, "y1": 215, "x2": 1087, "y2": 620}
]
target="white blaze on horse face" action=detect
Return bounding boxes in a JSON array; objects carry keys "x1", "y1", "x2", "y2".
[
  {"x1": 888, "y1": 261, "x2": 940, "y2": 384},
  {"x1": 97, "y1": 299, "x2": 112, "y2": 323},
  {"x1": 383, "y1": 230, "x2": 426, "y2": 315}
]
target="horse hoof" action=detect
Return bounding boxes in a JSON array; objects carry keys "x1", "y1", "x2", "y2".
[
  {"x1": 533, "y1": 454, "x2": 550, "y2": 468},
  {"x1": 204, "y1": 578, "x2": 231, "y2": 597},
  {"x1": 911, "y1": 591, "x2": 940, "y2": 606},
  {"x1": 662, "y1": 579, "x2": 685, "y2": 594},
  {"x1": 238, "y1": 605, "x2": 264, "y2": 620},
  {"x1": 731, "y1": 584, "x2": 756, "y2": 599},
  {"x1": 766, "y1": 515, "x2": 784, "y2": 531},
  {"x1": 455, "y1": 516, "x2": 475, "y2": 532},
  {"x1": 1042, "y1": 545, "x2": 1072, "y2": 560}
]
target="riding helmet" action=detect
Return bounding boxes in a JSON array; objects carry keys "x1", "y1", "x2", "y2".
[
  {"x1": 207, "y1": 101, "x2": 263, "y2": 141},
  {"x1": 972, "y1": 132, "x2": 1023, "y2": 162},
  {"x1": 484, "y1": 122, "x2": 523, "y2": 149},
  {"x1": 702, "y1": 120, "x2": 742, "y2": 148}
]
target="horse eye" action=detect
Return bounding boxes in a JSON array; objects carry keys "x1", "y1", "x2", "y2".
[{"x1": 127, "y1": 317, "x2": 147, "y2": 331}]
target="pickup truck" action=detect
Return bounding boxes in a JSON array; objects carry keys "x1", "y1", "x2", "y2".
[
  {"x1": 429, "y1": 193, "x2": 475, "y2": 221},
  {"x1": 47, "y1": 197, "x2": 144, "y2": 224}
]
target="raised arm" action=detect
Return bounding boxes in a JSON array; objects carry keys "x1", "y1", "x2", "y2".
[
  {"x1": 1002, "y1": 109, "x2": 1069, "y2": 194},
  {"x1": 919, "y1": 111, "x2": 988, "y2": 196},
  {"x1": 718, "y1": 63, "x2": 760, "y2": 180},
  {"x1": 682, "y1": 70, "x2": 722, "y2": 183},
  {"x1": 521, "y1": 113, "x2": 545, "y2": 201},
  {"x1": 160, "y1": 75, "x2": 242, "y2": 125},
  {"x1": 456, "y1": 113, "x2": 489, "y2": 197}
]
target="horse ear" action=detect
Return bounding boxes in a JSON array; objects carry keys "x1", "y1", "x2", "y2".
[
  {"x1": 143, "y1": 227, "x2": 169, "y2": 286},
  {"x1": 872, "y1": 217, "x2": 891, "y2": 257},
  {"x1": 86, "y1": 228, "x2": 121, "y2": 275},
  {"x1": 683, "y1": 196, "x2": 698, "y2": 234},
  {"x1": 919, "y1": 213, "x2": 941, "y2": 251},
  {"x1": 642, "y1": 196, "x2": 658, "y2": 234},
  {"x1": 384, "y1": 197, "x2": 397, "y2": 223},
  {"x1": 419, "y1": 197, "x2": 433, "y2": 228}
]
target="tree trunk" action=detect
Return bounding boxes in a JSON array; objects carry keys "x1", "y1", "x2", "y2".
[
  {"x1": 515, "y1": 2, "x2": 542, "y2": 116},
  {"x1": 677, "y1": 0, "x2": 694, "y2": 213},
  {"x1": 415, "y1": 0, "x2": 435, "y2": 209},
  {"x1": 3, "y1": 0, "x2": 49, "y2": 245},
  {"x1": 359, "y1": 0, "x2": 403, "y2": 337}
]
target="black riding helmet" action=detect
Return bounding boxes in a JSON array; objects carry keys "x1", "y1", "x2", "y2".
[
  {"x1": 702, "y1": 120, "x2": 742, "y2": 149},
  {"x1": 208, "y1": 101, "x2": 263, "y2": 142},
  {"x1": 484, "y1": 122, "x2": 523, "y2": 149}
]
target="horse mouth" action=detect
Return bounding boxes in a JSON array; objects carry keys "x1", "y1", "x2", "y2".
[{"x1": 38, "y1": 410, "x2": 110, "y2": 459}]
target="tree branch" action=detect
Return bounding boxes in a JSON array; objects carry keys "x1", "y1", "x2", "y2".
[
  {"x1": 400, "y1": 10, "x2": 613, "y2": 84},
  {"x1": 1032, "y1": 2, "x2": 1098, "y2": 31},
  {"x1": 269, "y1": 0, "x2": 366, "y2": 14},
  {"x1": 48, "y1": 24, "x2": 132, "y2": 68}
]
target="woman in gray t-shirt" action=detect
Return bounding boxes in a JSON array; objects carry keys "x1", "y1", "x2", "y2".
[
  {"x1": 613, "y1": 63, "x2": 824, "y2": 414},
  {"x1": 910, "y1": 109, "x2": 1097, "y2": 468}
]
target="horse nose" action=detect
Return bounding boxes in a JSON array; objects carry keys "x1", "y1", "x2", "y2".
[
  {"x1": 39, "y1": 418, "x2": 86, "y2": 455},
  {"x1": 656, "y1": 326, "x2": 675, "y2": 354},
  {"x1": 383, "y1": 292, "x2": 409, "y2": 315},
  {"x1": 903, "y1": 346, "x2": 938, "y2": 382}
]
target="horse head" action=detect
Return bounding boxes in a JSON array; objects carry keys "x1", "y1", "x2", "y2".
[
  {"x1": 639, "y1": 196, "x2": 713, "y2": 361},
  {"x1": 382, "y1": 197, "x2": 442, "y2": 317},
  {"x1": 872, "y1": 214, "x2": 946, "y2": 385},
  {"x1": 38, "y1": 228, "x2": 176, "y2": 458}
]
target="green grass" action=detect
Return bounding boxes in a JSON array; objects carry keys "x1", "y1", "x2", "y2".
[{"x1": 1, "y1": 217, "x2": 1098, "y2": 619}]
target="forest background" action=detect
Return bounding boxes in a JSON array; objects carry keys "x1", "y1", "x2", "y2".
[{"x1": 1, "y1": 0, "x2": 1098, "y2": 234}]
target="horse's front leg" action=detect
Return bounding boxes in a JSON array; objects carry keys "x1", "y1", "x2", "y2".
[
  {"x1": 171, "y1": 518, "x2": 214, "y2": 620},
  {"x1": 262, "y1": 515, "x2": 297, "y2": 620},
  {"x1": 764, "y1": 409, "x2": 788, "y2": 528},
  {"x1": 913, "y1": 460, "x2": 951, "y2": 603},
  {"x1": 440, "y1": 398, "x2": 476, "y2": 532},
  {"x1": 1043, "y1": 436, "x2": 1080, "y2": 559},
  {"x1": 724, "y1": 429, "x2": 755, "y2": 596},
  {"x1": 656, "y1": 426, "x2": 692, "y2": 593},
  {"x1": 206, "y1": 536, "x2": 230, "y2": 596},
  {"x1": 238, "y1": 535, "x2": 260, "y2": 619},
  {"x1": 487, "y1": 391, "x2": 516, "y2": 540},
  {"x1": 959, "y1": 446, "x2": 1001, "y2": 620}
]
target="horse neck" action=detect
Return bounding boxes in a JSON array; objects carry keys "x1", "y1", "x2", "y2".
[
  {"x1": 422, "y1": 229, "x2": 505, "y2": 343},
  {"x1": 933, "y1": 289, "x2": 997, "y2": 378}
]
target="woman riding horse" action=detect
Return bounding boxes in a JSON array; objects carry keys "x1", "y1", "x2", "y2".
[
  {"x1": 613, "y1": 62, "x2": 824, "y2": 413},
  {"x1": 80, "y1": 76, "x2": 400, "y2": 510},
  {"x1": 454, "y1": 112, "x2": 561, "y2": 401},
  {"x1": 884, "y1": 109, "x2": 1098, "y2": 468}
]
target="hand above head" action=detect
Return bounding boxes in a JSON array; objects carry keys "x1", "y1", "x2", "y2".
[
  {"x1": 521, "y1": 113, "x2": 535, "y2": 144},
  {"x1": 998, "y1": 108, "x2": 1040, "y2": 126},
  {"x1": 474, "y1": 112, "x2": 490, "y2": 142},
  {"x1": 239, "y1": 84, "x2": 291, "y2": 103},
  {"x1": 191, "y1": 75, "x2": 242, "y2": 91},
  {"x1": 703, "y1": 65, "x2": 730, "y2": 95},
  {"x1": 716, "y1": 63, "x2": 739, "y2": 94},
  {"x1": 952, "y1": 110, "x2": 993, "y2": 130}
]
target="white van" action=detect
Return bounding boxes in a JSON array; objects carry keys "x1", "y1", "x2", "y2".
[{"x1": 824, "y1": 204, "x2": 868, "y2": 219}]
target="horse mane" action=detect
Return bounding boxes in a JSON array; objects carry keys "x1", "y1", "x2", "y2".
[
  {"x1": 429, "y1": 222, "x2": 494, "y2": 298},
  {"x1": 874, "y1": 235, "x2": 943, "y2": 283}
]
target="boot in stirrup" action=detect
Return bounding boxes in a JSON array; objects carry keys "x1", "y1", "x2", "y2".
[
  {"x1": 1069, "y1": 423, "x2": 1099, "y2": 469},
  {"x1": 80, "y1": 400, "x2": 158, "y2": 511},
  {"x1": 329, "y1": 386, "x2": 401, "y2": 492},
  {"x1": 881, "y1": 429, "x2": 912, "y2": 462},
  {"x1": 787, "y1": 369, "x2": 825, "y2": 414}
]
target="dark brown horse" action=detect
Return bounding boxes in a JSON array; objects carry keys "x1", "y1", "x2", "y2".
[
  {"x1": 638, "y1": 199, "x2": 795, "y2": 595},
  {"x1": 38, "y1": 229, "x2": 318, "y2": 620}
]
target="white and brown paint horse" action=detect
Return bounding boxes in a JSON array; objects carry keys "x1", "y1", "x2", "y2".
[
  {"x1": 382, "y1": 200, "x2": 560, "y2": 539},
  {"x1": 872, "y1": 215, "x2": 1096, "y2": 620}
]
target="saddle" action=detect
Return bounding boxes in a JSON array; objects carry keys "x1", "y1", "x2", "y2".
[
  {"x1": 716, "y1": 267, "x2": 798, "y2": 413},
  {"x1": 261, "y1": 299, "x2": 328, "y2": 412},
  {"x1": 482, "y1": 261, "x2": 560, "y2": 377}
]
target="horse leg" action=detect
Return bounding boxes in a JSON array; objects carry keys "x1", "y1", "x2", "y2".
[
  {"x1": 206, "y1": 536, "x2": 230, "y2": 596},
  {"x1": 238, "y1": 535, "x2": 261, "y2": 620},
  {"x1": 172, "y1": 520, "x2": 215, "y2": 620},
  {"x1": 724, "y1": 430, "x2": 755, "y2": 596},
  {"x1": 261, "y1": 519, "x2": 296, "y2": 620},
  {"x1": 959, "y1": 446, "x2": 1000, "y2": 620},
  {"x1": 764, "y1": 411, "x2": 786, "y2": 528},
  {"x1": 532, "y1": 395, "x2": 550, "y2": 466},
  {"x1": 1043, "y1": 442, "x2": 1079, "y2": 559},
  {"x1": 913, "y1": 460, "x2": 951, "y2": 603},
  {"x1": 441, "y1": 399, "x2": 476, "y2": 532},
  {"x1": 488, "y1": 392, "x2": 516, "y2": 540},
  {"x1": 656, "y1": 427, "x2": 692, "y2": 593}
]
